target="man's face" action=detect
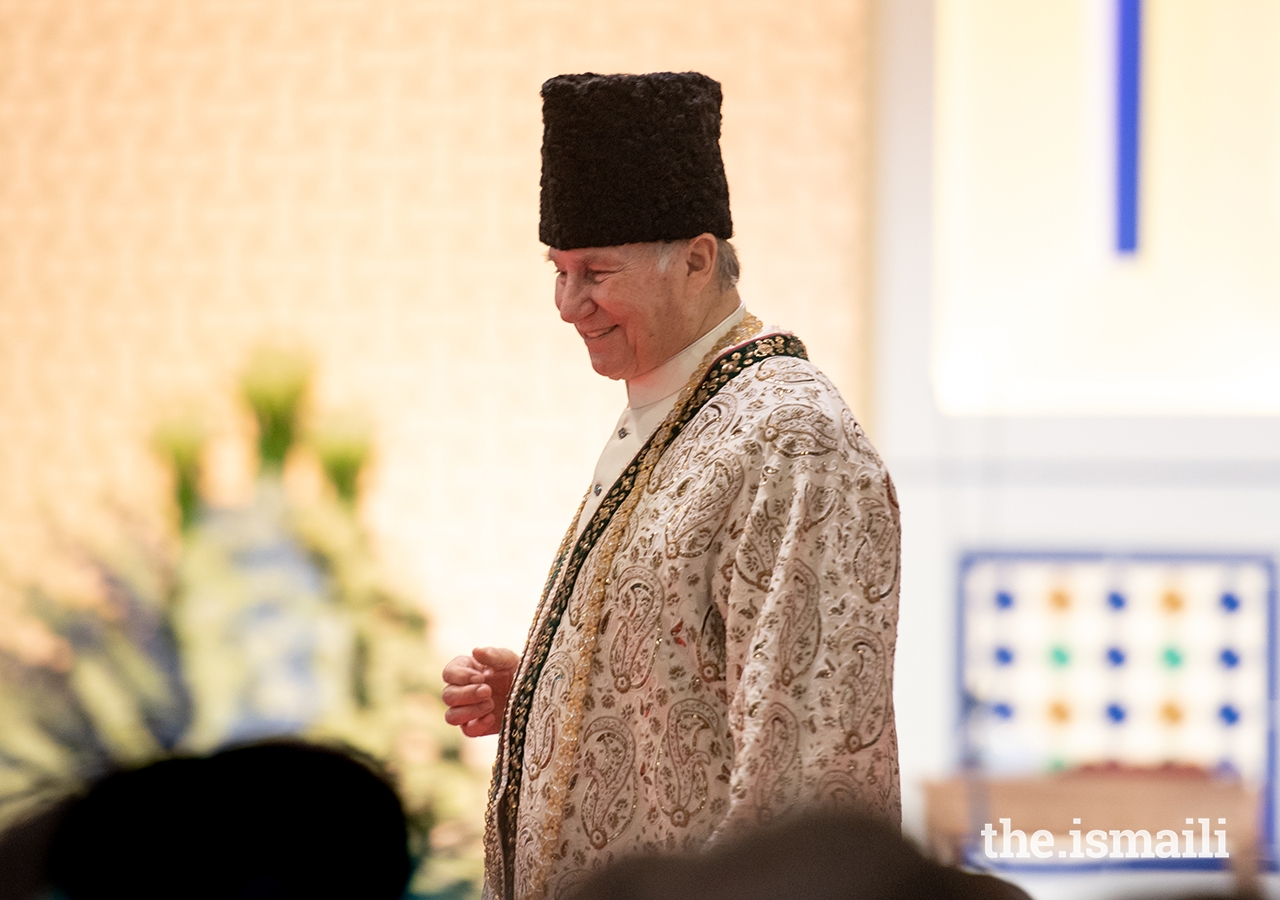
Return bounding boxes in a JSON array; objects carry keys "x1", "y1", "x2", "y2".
[{"x1": 550, "y1": 243, "x2": 696, "y2": 381}]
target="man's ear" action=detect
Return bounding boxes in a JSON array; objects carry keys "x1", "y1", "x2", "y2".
[{"x1": 685, "y1": 233, "x2": 718, "y2": 289}]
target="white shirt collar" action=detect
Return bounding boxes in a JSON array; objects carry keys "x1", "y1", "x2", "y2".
[{"x1": 625, "y1": 304, "x2": 747, "y2": 410}]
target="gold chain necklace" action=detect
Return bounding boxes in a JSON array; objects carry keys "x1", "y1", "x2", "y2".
[{"x1": 526, "y1": 311, "x2": 763, "y2": 900}]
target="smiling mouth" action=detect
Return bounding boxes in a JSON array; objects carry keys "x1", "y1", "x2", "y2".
[{"x1": 581, "y1": 326, "x2": 616, "y2": 340}]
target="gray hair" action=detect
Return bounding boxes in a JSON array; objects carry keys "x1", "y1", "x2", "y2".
[{"x1": 655, "y1": 238, "x2": 740, "y2": 292}]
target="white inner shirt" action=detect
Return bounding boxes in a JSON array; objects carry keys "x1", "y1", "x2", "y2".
[{"x1": 574, "y1": 304, "x2": 747, "y2": 539}]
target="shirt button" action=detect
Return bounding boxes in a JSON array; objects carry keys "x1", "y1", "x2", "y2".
[
  {"x1": 593, "y1": 484, "x2": 602, "y2": 496},
  {"x1": 618, "y1": 427, "x2": 629, "y2": 439}
]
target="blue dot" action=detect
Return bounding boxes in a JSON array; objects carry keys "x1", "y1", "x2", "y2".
[
  {"x1": 992, "y1": 702, "x2": 1015, "y2": 720},
  {"x1": 1221, "y1": 593, "x2": 1241, "y2": 613},
  {"x1": 994, "y1": 646, "x2": 1015, "y2": 666},
  {"x1": 1106, "y1": 703, "x2": 1127, "y2": 724},
  {"x1": 1219, "y1": 705, "x2": 1241, "y2": 726},
  {"x1": 1106, "y1": 647, "x2": 1127, "y2": 667},
  {"x1": 1107, "y1": 591, "x2": 1127, "y2": 611},
  {"x1": 1220, "y1": 648, "x2": 1241, "y2": 669},
  {"x1": 995, "y1": 591, "x2": 1015, "y2": 610}
]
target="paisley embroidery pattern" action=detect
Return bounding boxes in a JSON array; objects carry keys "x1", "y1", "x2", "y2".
[
  {"x1": 491, "y1": 333, "x2": 904, "y2": 900},
  {"x1": 607, "y1": 566, "x2": 665, "y2": 693},
  {"x1": 579, "y1": 717, "x2": 638, "y2": 849},
  {"x1": 818, "y1": 769, "x2": 861, "y2": 807},
  {"x1": 751, "y1": 702, "x2": 800, "y2": 823},
  {"x1": 551, "y1": 870, "x2": 592, "y2": 900},
  {"x1": 665, "y1": 454, "x2": 744, "y2": 558},
  {"x1": 657, "y1": 699, "x2": 720, "y2": 827},
  {"x1": 842, "y1": 408, "x2": 883, "y2": 467},
  {"x1": 755, "y1": 355, "x2": 817, "y2": 383},
  {"x1": 853, "y1": 495, "x2": 900, "y2": 603},
  {"x1": 525, "y1": 651, "x2": 572, "y2": 782},
  {"x1": 838, "y1": 626, "x2": 890, "y2": 754},
  {"x1": 491, "y1": 447, "x2": 652, "y2": 896},
  {"x1": 762, "y1": 404, "x2": 839, "y2": 458},
  {"x1": 695, "y1": 605, "x2": 726, "y2": 683},
  {"x1": 798, "y1": 482, "x2": 838, "y2": 532},
  {"x1": 774, "y1": 561, "x2": 821, "y2": 687},
  {"x1": 734, "y1": 504, "x2": 786, "y2": 590},
  {"x1": 513, "y1": 826, "x2": 541, "y2": 900},
  {"x1": 491, "y1": 332, "x2": 808, "y2": 900},
  {"x1": 654, "y1": 393, "x2": 739, "y2": 492}
]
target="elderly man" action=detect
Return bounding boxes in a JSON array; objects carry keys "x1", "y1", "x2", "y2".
[{"x1": 443, "y1": 72, "x2": 901, "y2": 900}]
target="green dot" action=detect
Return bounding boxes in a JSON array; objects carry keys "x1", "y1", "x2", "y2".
[
  {"x1": 1162, "y1": 646, "x2": 1184, "y2": 668},
  {"x1": 1050, "y1": 645, "x2": 1071, "y2": 667},
  {"x1": 1049, "y1": 757, "x2": 1067, "y2": 771}
]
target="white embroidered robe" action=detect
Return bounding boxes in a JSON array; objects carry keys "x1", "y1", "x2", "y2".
[{"x1": 484, "y1": 329, "x2": 901, "y2": 900}]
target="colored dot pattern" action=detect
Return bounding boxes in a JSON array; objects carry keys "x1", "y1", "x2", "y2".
[
  {"x1": 967, "y1": 561, "x2": 1270, "y2": 785},
  {"x1": 981, "y1": 698, "x2": 1251, "y2": 730}
]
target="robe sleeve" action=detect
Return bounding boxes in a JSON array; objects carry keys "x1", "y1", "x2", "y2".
[{"x1": 711, "y1": 403, "x2": 902, "y2": 836}]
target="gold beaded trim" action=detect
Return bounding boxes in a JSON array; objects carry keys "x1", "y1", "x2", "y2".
[
  {"x1": 483, "y1": 497, "x2": 584, "y2": 895},
  {"x1": 487, "y1": 317, "x2": 810, "y2": 900}
]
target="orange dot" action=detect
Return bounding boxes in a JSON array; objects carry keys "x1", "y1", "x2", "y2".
[
  {"x1": 1048, "y1": 701, "x2": 1071, "y2": 723},
  {"x1": 1162, "y1": 591, "x2": 1184, "y2": 613},
  {"x1": 1049, "y1": 589, "x2": 1072, "y2": 611},
  {"x1": 1160, "y1": 701, "x2": 1183, "y2": 725}
]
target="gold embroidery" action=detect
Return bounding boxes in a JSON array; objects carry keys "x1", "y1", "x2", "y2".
[
  {"x1": 524, "y1": 314, "x2": 765, "y2": 900},
  {"x1": 487, "y1": 318, "x2": 816, "y2": 900}
]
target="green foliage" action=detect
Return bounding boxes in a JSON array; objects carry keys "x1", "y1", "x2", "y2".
[
  {"x1": 241, "y1": 348, "x2": 311, "y2": 471},
  {"x1": 0, "y1": 538, "x2": 192, "y2": 832},
  {"x1": 153, "y1": 417, "x2": 205, "y2": 531},
  {"x1": 0, "y1": 348, "x2": 487, "y2": 899},
  {"x1": 311, "y1": 413, "x2": 373, "y2": 506}
]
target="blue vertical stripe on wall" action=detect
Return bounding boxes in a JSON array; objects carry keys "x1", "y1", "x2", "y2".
[{"x1": 1116, "y1": 0, "x2": 1142, "y2": 254}]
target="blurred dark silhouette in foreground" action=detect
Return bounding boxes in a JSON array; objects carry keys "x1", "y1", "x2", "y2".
[
  {"x1": 0, "y1": 740, "x2": 412, "y2": 900},
  {"x1": 566, "y1": 810, "x2": 1031, "y2": 900}
]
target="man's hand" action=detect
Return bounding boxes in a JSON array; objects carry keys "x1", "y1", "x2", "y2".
[{"x1": 442, "y1": 647, "x2": 520, "y2": 737}]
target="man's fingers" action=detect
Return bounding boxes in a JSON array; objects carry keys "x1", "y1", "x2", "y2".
[
  {"x1": 442, "y1": 647, "x2": 515, "y2": 737},
  {"x1": 472, "y1": 646, "x2": 519, "y2": 672},
  {"x1": 442, "y1": 682, "x2": 491, "y2": 707},
  {"x1": 442, "y1": 654, "x2": 488, "y2": 685},
  {"x1": 461, "y1": 713, "x2": 500, "y2": 737},
  {"x1": 444, "y1": 700, "x2": 495, "y2": 726}
]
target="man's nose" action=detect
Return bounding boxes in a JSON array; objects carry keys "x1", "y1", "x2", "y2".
[{"x1": 557, "y1": 274, "x2": 595, "y2": 324}]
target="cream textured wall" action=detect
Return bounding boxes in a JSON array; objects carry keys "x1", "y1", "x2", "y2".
[
  {"x1": 0, "y1": 1, "x2": 873, "y2": 674},
  {"x1": 934, "y1": 0, "x2": 1280, "y2": 415}
]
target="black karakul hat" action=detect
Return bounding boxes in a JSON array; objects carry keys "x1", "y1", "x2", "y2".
[{"x1": 540, "y1": 72, "x2": 733, "y2": 250}]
